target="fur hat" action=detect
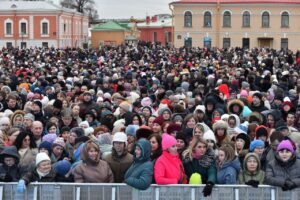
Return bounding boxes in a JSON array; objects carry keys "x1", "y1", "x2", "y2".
[
  {"x1": 136, "y1": 125, "x2": 153, "y2": 140},
  {"x1": 236, "y1": 133, "x2": 250, "y2": 150},
  {"x1": 213, "y1": 120, "x2": 228, "y2": 132},
  {"x1": 227, "y1": 99, "x2": 244, "y2": 115}
]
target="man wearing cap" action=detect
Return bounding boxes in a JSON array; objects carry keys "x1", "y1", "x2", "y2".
[
  {"x1": 79, "y1": 91, "x2": 99, "y2": 119},
  {"x1": 104, "y1": 132, "x2": 133, "y2": 183}
]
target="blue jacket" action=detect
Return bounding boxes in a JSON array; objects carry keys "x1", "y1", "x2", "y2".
[
  {"x1": 124, "y1": 139, "x2": 153, "y2": 190},
  {"x1": 217, "y1": 157, "x2": 241, "y2": 184}
]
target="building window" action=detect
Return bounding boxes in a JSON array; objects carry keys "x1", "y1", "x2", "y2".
[
  {"x1": 223, "y1": 11, "x2": 231, "y2": 27},
  {"x1": 281, "y1": 12, "x2": 289, "y2": 27},
  {"x1": 242, "y1": 38, "x2": 250, "y2": 49},
  {"x1": 153, "y1": 32, "x2": 157, "y2": 42},
  {"x1": 204, "y1": 37, "x2": 211, "y2": 48},
  {"x1": 42, "y1": 42, "x2": 48, "y2": 48},
  {"x1": 177, "y1": 35, "x2": 182, "y2": 40},
  {"x1": 21, "y1": 22, "x2": 27, "y2": 34},
  {"x1": 184, "y1": 11, "x2": 192, "y2": 27},
  {"x1": 6, "y1": 42, "x2": 13, "y2": 48},
  {"x1": 6, "y1": 22, "x2": 12, "y2": 35},
  {"x1": 223, "y1": 38, "x2": 231, "y2": 48},
  {"x1": 204, "y1": 11, "x2": 211, "y2": 27},
  {"x1": 281, "y1": 38, "x2": 288, "y2": 50},
  {"x1": 184, "y1": 37, "x2": 192, "y2": 48},
  {"x1": 242, "y1": 11, "x2": 250, "y2": 27},
  {"x1": 64, "y1": 23, "x2": 67, "y2": 32},
  {"x1": 42, "y1": 22, "x2": 48, "y2": 35},
  {"x1": 262, "y1": 11, "x2": 270, "y2": 27}
]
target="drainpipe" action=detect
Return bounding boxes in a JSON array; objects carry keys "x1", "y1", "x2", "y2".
[{"x1": 169, "y1": 3, "x2": 174, "y2": 47}]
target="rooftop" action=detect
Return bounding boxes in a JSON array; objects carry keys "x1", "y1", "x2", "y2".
[{"x1": 91, "y1": 21, "x2": 131, "y2": 32}]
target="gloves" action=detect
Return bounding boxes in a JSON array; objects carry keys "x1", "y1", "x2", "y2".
[
  {"x1": 245, "y1": 180, "x2": 259, "y2": 188},
  {"x1": 202, "y1": 182, "x2": 214, "y2": 197},
  {"x1": 282, "y1": 180, "x2": 296, "y2": 191},
  {"x1": 16, "y1": 180, "x2": 26, "y2": 193},
  {"x1": 4, "y1": 173, "x2": 13, "y2": 182}
]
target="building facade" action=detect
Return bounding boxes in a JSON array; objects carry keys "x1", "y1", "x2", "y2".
[
  {"x1": 137, "y1": 14, "x2": 172, "y2": 45},
  {"x1": 170, "y1": 0, "x2": 300, "y2": 51},
  {"x1": 0, "y1": 1, "x2": 89, "y2": 48}
]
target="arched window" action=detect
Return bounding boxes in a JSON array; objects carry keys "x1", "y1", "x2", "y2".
[
  {"x1": 281, "y1": 11, "x2": 289, "y2": 27},
  {"x1": 184, "y1": 11, "x2": 192, "y2": 27},
  {"x1": 242, "y1": 11, "x2": 250, "y2": 27},
  {"x1": 223, "y1": 11, "x2": 231, "y2": 27},
  {"x1": 204, "y1": 11, "x2": 211, "y2": 27},
  {"x1": 262, "y1": 11, "x2": 270, "y2": 27}
]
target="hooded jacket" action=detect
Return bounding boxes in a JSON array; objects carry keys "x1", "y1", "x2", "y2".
[
  {"x1": 217, "y1": 157, "x2": 241, "y2": 184},
  {"x1": 0, "y1": 146, "x2": 23, "y2": 181},
  {"x1": 238, "y1": 153, "x2": 265, "y2": 184},
  {"x1": 73, "y1": 141, "x2": 114, "y2": 183},
  {"x1": 124, "y1": 139, "x2": 153, "y2": 190}
]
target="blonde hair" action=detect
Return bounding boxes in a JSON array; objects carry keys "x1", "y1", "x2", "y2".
[{"x1": 186, "y1": 138, "x2": 208, "y2": 160}]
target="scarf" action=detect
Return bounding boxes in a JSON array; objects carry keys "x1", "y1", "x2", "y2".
[
  {"x1": 37, "y1": 169, "x2": 50, "y2": 179},
  {"x1": 197, "y1": 148, "x2": 215, "y2": 168}
]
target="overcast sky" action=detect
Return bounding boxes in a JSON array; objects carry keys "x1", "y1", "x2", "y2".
[{"x1": 95, "y1": 0, "x2": 174, "y2": 19}]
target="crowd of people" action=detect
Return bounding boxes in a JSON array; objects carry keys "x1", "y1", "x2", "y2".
[{"x1": 1, "y1": 43, "x2": 300, "y2": 196}]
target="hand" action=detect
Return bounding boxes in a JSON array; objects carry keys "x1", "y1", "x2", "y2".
[
  {"x1": 284, "y1": 180, "x2": 296, "y2": 190},
  {"x1": 202, "y1": 182, "x2": 214, "y2": 197},
  {"x1": 245, "y1": 180, "x2": 259, "y2": 188},
  {"x1": 16, "y1": 180, "x2": 26, "y2": 193}
]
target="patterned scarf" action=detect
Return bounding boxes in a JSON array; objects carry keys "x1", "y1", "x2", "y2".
[{"x1": 197, "y1": 148, "x2": 215, "y2": 168}]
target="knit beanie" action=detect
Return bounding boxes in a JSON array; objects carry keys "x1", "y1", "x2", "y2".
[
  {"x1": 24, "y1": 113, "x2": 35, "y2": 121},
  {"x1": 277, "y1": 140, "x2": 295, "y2": 153},
  {"x1": 38, "y1": 141, "x2": 52, "y2": 156},
  {"x1": 240, "y1": 90, "x2": 248, "y2": 98},
  {"x1": 167, "y1": 123, "x2": 182, "y2": 134},
  {"x1": 113, "y1": 132, "x2": 128, "y2": 146},
  {"x1": 54, "y1": 160, "x2": 71, "y2": 176},
  {"x1": 176, "y1": 132, "x2": 188, "y2": 146},
  {"x1": 236, "y1": 133, "x2": 250, "y2": 149},
  {"x1": 162, "y1": 133, "x2": 177, "y2": 151},
  {"x1": 203, "y1": 130, "x2": 217, "y2": 143},
  {"x1": 159, "y1": 107, "x2": 172, "y2": 116},
  {"x1": 36, "y1": 152, "x2": 51, "y2": 166},
  {"x1": 52, "y1": 137, "x2": 66, "y2": 148},
  {"x1": 255, "y1": 125, "x2": 269, "y2": 139},
  {"x1": 42, "y1": 133, "x2": 57, "y2": 144},
  {"x1": 79, "y1": 121, "x2": 89, "y2": 128},
  {"x1": 153, "y1": 116, "x2": 164, "y2": 126},
  {"x1": 249, "y1": 140, "x2": 265, "y2": 152},
  {"x1": 125, "y1": 125, "x2": 139, "y2": 137},
  {"x1": 84, "y1": 127, "x2": 94, "y2": 136}
]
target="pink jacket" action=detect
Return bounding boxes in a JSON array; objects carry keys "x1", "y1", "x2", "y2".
[{"x1": 154, "y1": 151, "x2": 186, "y2": 184}]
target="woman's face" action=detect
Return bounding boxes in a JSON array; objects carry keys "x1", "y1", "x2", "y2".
[
  {"x1": 48, "y1": 125, "x2": 57, "y2": 134},
  {"x1": 135, "y1": 146, "x2": 142, "y2": 158},
  {"x1": 187, "y1": 117, "x2": 196, "y2": 129},
  {"x1": 69, "y1": 132, "x2": 77, "y2": 145},
  {"x1": 216, "y1": 128, "x2": 225, "y2": 137},
  {"x1": 22, "y1": 135, "x2": 30, "y2": 148},
  {"x1": 267, "y1": 115, "x2": 275, "y2": 127},
  {"x1": 150, "y1": 137, "x2": 158, "y2": 151},
  {"x1": 52, "y1": 145, "x2": 63, "y2": 157},
  {"x1": 147, "y1": 117, "x2": 156, "y2": 128},
  {"x1": 162, "y1": 111, "x2": 171, "y2": 121},
  {"x1": 132, "y1": 116, "x2": 140, "y2": 125},
  {"x1": 194, "y1": 142, "x2": 207, "y2": 157},
  {"x1": 14, "y1": 116, "x2": 23, "y2": 125},
  {"x1": 167, "y1": 145, "x2": 178, "y2": 155},
  {"x1": 62, "y1": 100, "x2": 68, "y2": 109},
  {"x1": 152, "y1": 123, "x2": 161, "y2": 133},
  {"x1": 176, "y1": 139, "x2": 185, "y2": 151},
  {"x1": 246, "y1": 157, "x2": 258, "y2": 172},
  {"x1": 194, "y1": 127, "x2": 204, "y2": 138},
  {"x1": 88, "y1": 147, "x2": 99, "y2": 161},
  {"x1": 218, "y1": 150, "x2": 226, "y2": 163},
  {"x1": 236, "y1": 138, "x2": 245, "y2": 150},
  {"x1": 143, "y1": 108, "x2": 151, "y2": 117},
  {"x1": 228, "y1": 119, "x2": 236, "y2": 128},
  {"x1": 278, "y1": 149, "x2": 292, "y2": 162},
  {"x1": 38, "y1": 160, "x2": 51, "y2": 173}
]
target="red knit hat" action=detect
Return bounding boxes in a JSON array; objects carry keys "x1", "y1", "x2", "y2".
[{"x1": 153, "y1": 116, "x2": 164, "y2": 126}]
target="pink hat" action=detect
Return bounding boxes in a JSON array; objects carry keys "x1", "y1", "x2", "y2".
[
  {"x1": 277, "y1": 140, "x2": 295, "y2": 153},
  {"x1": 141, "y1": 97, "x2": 152, "y2": 107},
  {"x1": 162, "y1": 133, "x2": 177, "y2": 151},
  {"x1": 240, "y1": 90, "x2": 248, "y2": 98},
  {"x1": 42, "y1": 134, "x2": 57, "y2": 144}
]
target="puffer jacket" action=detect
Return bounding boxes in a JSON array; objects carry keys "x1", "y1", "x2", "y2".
[
  {"x1": 124, "y1": 139, "x2": 153, "y2": 190},
  {"x1": 0, "y1": 146, "x2": 23, "y2": 182},
  {"x1": 217, "y1": 157, "x2": 241, "y2": 184},
  {"x1": 265, "y1": 153, "x2": 300, "y2": 187}
]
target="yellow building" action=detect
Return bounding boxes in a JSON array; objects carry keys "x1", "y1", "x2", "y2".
[{"x1": 169, "y1": 0, "x2": 300, "y2": 51}]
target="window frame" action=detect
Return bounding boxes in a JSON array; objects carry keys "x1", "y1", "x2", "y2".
[
  {"x1": 204, "y1": 11, "x2": 212, "y2": 27},
  {"x1": 184, "y1": 11, "x2": 193, "y2": 27},
  {"x1": 223, "y1": 11, "x2": 231, "y2": 27},
  {"x1": 262, "y1": 11, "x2": 270, "y2": 28},
  {"x1": 242, "y1": 11, "x2": 250, "y2": 27}
]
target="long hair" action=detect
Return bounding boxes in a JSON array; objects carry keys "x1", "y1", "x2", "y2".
[
  {"x1": 186, "y1": 138, "x2": 208, "y2": 160},
  {"x1": 14, "y1": 131, "x2": 37, "y2": 149},
  {"x1": 148, "y1": 133, "x2": 162, "y2": 160}
]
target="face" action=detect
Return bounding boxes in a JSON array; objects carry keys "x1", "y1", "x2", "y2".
[
  {"x1": 61, "y1": 131, "x2": 70, "y2": 141},
  {"x1": 194, "y1": 142, "x2": 207, "y2": 157},
  {"x1": 252, "y1": 96, "x2": 260, "y2": 106},
  {"x1": 147, "y1": 116, "x2": 155, "y2": 128},
  {"x1": 88, "y1": 147, "x2": 99, "y2": 161},
  {"x1": 216, "y1": 128, "x2": 225, "y2": 137},
  {"x1": 228, "y1": 119, "x2": 236, "y2": 128},
  {"x1": 132, "y1": 116, "x2": 140, "y2": 125},
  {"x1": 85, "y1": 115, "x2": 93, "y2": 123},
  {"x1": 187, "y1": 118, "x2": 196, "y2": 129},
  {"x1": 271, "y1": 140, "x2": 280, "y2": 152},
  {"x1": 0, "y1": 122, "x2": 10, "y2": 131},
  {"x1": 62, "y1": 100, "x2": 68, "y2": 108},
  {"x1": 38, "y1": 160, "x2": 51, "y2": 173},
  {"x1": 176, "y1": 139, "x2": 185, "y2": 151},
  {"x1": 69, "y1": 132, "x2": 78, "y2": 145},
  {"x1": 48, "y1": 125, "x2": 57, "y2": 134},
  {"x1": 287, "y1": 114, "x2": 295, "y2": 126},
  {"x1": 72, "y1": 105, "x2": 80, "y2": 115},
  {"x1": 62, "y1": 116, "x2": 72, "y2": 126},
  {"x1": 22, "y1": 135, "x2": 31, "y2": 148},
  {"x1": 218, "y1": 150, "x2": 226, "y2": 163},
  {"x1": 278, "y1": 149, "x2": 293, "y2": 162},
  {"x1": 9, "y1": 130, "x2": 20, "y2": 144},
  {"x1": 167, "y1": 145, "x2": 178, "y2": 155},
  {"x1": 207, "y1": 103, "x2": 214, "y2": 111},
  {"x1": 267, "y1": 115, "x2": 275, "y2": 127},
  {"x1": 39, "y1": 148, "x2": 49, "y2": 156},
  {"x1": 162, "y1": 111, "x2": 171, "y2": 121},
  {"x1": 113, "y1": 141, "x2": 125, "y2": 154},
  {"x1": 4, "y1": 157, "x2": 16, "y2": 167},
  {"x1": 253, "y1": 147, "x2": 264, "y2": 157},
  {"x1": 52, "y1": 145, "x2": 63, "y2": 157},
  {"x1": 8, "y1": 99, "x2": 17, "y2": 108},
  {"x1": 142, "y1": 108, "x2": 151, "y2": 117},
  {"x1": 24, "y1": 118, "x2": 33, "y2": 128},
  {"x1": 135, "y1": 146, "x2": 142, "y2": 158},
  {"x1": 127, "y1": 135, "x2": 135, "y2": 144},
  {"x1": 236, "y1": 138, "x2": 245, "y2": 150},
  {"x1": 150, "y1": 137, "x2": 159, "y2": 151},
  {"x1": 194, "y1": 127, "x2": 204, "y2": 138},
  {"x1": 206, "y1": 140, "x2": 215, "y2": 149},
  {"x1": 246, "y1": 157, "x2": 258, "y2": 172},
  {"x1": 152, "y1": 123, "x2": 162, "y2": 133},
  {"x1": 14, "y1": 116, "x2": 23, "y2": 125}
]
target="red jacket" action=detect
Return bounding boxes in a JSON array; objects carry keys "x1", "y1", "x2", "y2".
[{"x1": 154, "y1": 151, "x2": 186, "y2": 184}]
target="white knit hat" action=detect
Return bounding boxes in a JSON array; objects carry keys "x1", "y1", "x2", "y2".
[
  {"x1": 36, "y1": 152, "x2": 51, "y2": 166},
  {"x1": 113, "y1": 132, "x2": 127, "y2": 146},
  {"x1": 203, "y1": 130, "x2": 216, "y2": 143}
]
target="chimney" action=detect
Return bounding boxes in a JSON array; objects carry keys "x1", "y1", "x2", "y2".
[
  {"x1": 151, "y1": 16, "x2": 157, "y2": 22},
  {"x1": 146, "y1": 16, "x2": 150, "y2": 24}
]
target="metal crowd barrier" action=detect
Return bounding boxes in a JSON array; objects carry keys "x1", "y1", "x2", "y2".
[{"x1": 0, "y1": 183, "x2": 299, "y2": 200}]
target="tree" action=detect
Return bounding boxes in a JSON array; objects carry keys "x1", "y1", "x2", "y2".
[{"x1": 61, "y1": 0, "x2": 98, "y2": 22}]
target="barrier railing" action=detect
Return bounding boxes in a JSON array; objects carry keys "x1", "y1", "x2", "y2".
[{"x1": 0, "y1": 183, "x2": 298, "y2": 200}]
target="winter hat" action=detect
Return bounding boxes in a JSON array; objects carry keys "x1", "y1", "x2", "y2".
[
  {"x1": 255, "y1": 125, "x2": 268, "y2": 139},
  {"x1": 125, "y1": 125, "x2": 139, "y2": 137},
  {"x1": 212, "y1": 120, "x2": 228, "y2": 132},
  {"x1": 119, "y1": 101, "x2": 132, "y2": 112},
  {"x1": 141, "y1": 97, "x2": 152, "y2": 107},
  {"x1": 194, "y1": 105, "x2": 205, "y2": 114},
  {"x1": 277, "y1": 140, "x2": 295, "y2": 153},
  {"x1": 172, "y1": 113, "x2": 184, "y2": 122},
  {"x1": 240, "y1": 90, "x2": 248, "y2": 98},
  {"x1": 42, "y1": 134, "x2": 57, "y2": 144},
  {"x1": 241, "y1": 81, "x2": 250, "y2": 89},
  {"x1": 79, "y1": 121, "x2": 89, "y2": 128},
  {"x1": 252, "y1": 92, "x2": 263, "y2": 100},
  {"x1": 162, "y1": 133, "x2": 177, "y2": 151},
  {"x1": 113, "y1": 132, "x2": 128, "y2": 146},
  {"x1": 176, "y1": 132, "x2": 188, "y2": 146},
  {"x1": 84, "y1": 127, "x2": 94, "y2": 136},
  {"x1": 53, "y1": 99, "x2": 63, "y2": 110},
  {"x1": 167, "y1": 123, "x2": 181, "y2": 134},
  {"x1": 235, "y1": 133, "x2": 250, "y2": 149},
  {"x1": 54, "y1": 160, "x2": 71, "y2": 176},
  {"x1": 189, "y1": 173, "x2": 202, "y2": 184},
  {"x1": 35, "y1": 152, "x2": 51, "y2": 166},
  {"x1": 159, "y1": 107, "x2": 172, "y2": 116},
  {"x1": 203, "y1": 130, "x2": 217, "y2": 143},
  {"x1": 24, "y1": 113, "x2": 35, "y2": 121},
  {"x1": 52, "y1": 137, "x2": 65, "y2": 148},
  {"x1": 275, "y1": 120, "x2": 288, "y2": 131},
  {"x1": 98, "y1": 133, "x2": 112, "y2": 145},
  {"x1": 249, "y1": 140, "x2": 265, "y2": 152},
  {"x1": 153, "y1": 116, "x2": 164, "y2": 126},
  {"x1": 0, "y1": 116, "x2": 10, "y2": 126},
  {"x1": 38, "y1": 141, "x2": 52, "y2": 156},
  {"x1": 136, "y1": 125, "x2": 153, "y2": 140},
  {"x1": 70, "y1": 127, "x2": 85, "y2": 138}
]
